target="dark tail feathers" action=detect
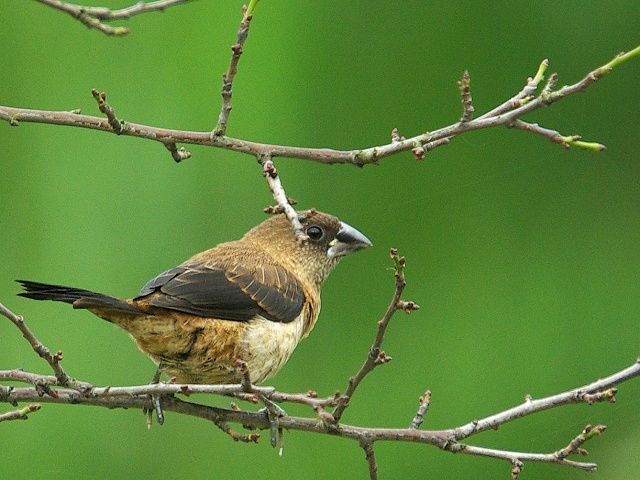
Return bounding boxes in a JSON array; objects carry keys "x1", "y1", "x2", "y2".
[{"x1": 16, "y1": 280, "x2": 144, "y2": 314}]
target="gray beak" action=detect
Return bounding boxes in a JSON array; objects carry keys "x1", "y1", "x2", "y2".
[{"x1": 327, "y1": 221, "x2": 373, "y2": 258}]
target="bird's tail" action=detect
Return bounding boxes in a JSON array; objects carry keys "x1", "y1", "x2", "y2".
[{"x1": 16, "y1": 280, "x2": 144, "y2": 314}]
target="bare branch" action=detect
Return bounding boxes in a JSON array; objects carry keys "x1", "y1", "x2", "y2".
[
  {"x1": 477, "y1": 58, "x2": 549, "y2": 120},
  {"x1": 511, "y1": 119, "x2": 606, "y2": 151},
  {"x1": 0, "y1": 302, "x2": 92, "y2": 393},
  {"x1": 449, "y1": 424, "x2": 608, "y2": 474},
  {"x1": 409, "y1": 390, "x2": 432, "y2": 430},
  {"x1": 451, "y1": 361, "x2": 640, "y2": 441},
  {"x1": 261, "y1": 157, "x2": 308, "y2": 240},
  {"x1": 210, "y1": 406, "x2": 261, "y2": 444},
  {"x1": 556, "y1": 424, "x2": 606, "y2": 459},
  {"x1": 3, "y1": 291, "x2": 640, "y2": 475},
  {"x1": 212, "y1": 1, "x2": 259, "y2": 137},
  {"x1": 164, "y1": 143, "x2": 192, "y2": 162},
  {"x1": 2, "y1": 46, "x2": 637, "y2": 164},
  {"x1": 511, "y1": 459, "x2": 524, "y2": 480},
  {"x1": 332, "y1": 249, "x2": 419, "y2": 422},
  {"x1": 91, "y1": 89, "x2": 123, "y2": 134},
  {"x1": 0, "y1": 404, "x2": 41, "y2": 423},
  {"x1": 360, "y1": 440, "x2": 379, "y2": 480},
  {"x1": 3, "y1": 359, "x2": 639, "y2": 472},
  {"x1": 457, "y1": 70, "x2": 474, "y2": 122},
  {"x1": 452, "y1": 442, "x2": 598, "y2": 473},
  {"x1": 35, "y1": 0, "x2": 192, "y2": 36}
]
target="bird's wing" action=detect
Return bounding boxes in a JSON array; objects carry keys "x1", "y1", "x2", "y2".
[{"x1": 134, "y1": 263, "x2": 305, "y2": 323}]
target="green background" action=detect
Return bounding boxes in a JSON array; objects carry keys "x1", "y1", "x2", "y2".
[{"x1": 1, "y1": 1, "x2": 639, "y2": 478}]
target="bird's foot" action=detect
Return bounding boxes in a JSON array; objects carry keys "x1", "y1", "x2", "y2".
[
  {"x1": 147, "y1": 363, "x2": 172, "y2": 426},
  {"x1": 150, "y1": 393, "x2": 165, "y2": 426},
  {"x1": 260, "y1": 395, "x2": 286, "y2": 455}
]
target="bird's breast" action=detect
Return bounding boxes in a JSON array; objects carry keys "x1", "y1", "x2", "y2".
[{"x1": 238, "y1": 314, "x2": 308, "y2": 384}]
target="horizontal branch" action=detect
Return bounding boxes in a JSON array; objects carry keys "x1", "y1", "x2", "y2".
[
  {"x1": 2, "y1": 46, "x2": 638, "y2": 165},
  {"x1": 3, "y1": 359, "x2": 638, "y2": 473}
]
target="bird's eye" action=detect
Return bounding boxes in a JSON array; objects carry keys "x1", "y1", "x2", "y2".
[{"x1": 306, "y1": 225, "x2": 324, "y2": 240}]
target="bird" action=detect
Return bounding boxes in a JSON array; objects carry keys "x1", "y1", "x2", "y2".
[{"x1": 16, "y1": 209, "x2": 371, "y2": 385}]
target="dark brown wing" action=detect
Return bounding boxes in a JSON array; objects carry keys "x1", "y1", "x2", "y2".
[{"x1": 134, "y1": 263, "x2": 305, "y2": 323}]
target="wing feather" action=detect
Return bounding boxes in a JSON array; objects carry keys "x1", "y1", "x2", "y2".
[{"x1": 134, "y1": 263, "x2": 304, "y2": 323}]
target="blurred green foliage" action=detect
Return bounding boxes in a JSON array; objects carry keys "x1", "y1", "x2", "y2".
[{"x1": 1, "y1": 1, "x2": 639, "y2": 479}]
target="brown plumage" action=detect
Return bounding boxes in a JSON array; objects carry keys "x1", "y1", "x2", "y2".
[{"x1": 17, "y1": 210, "x2": 371, "y2": 384}]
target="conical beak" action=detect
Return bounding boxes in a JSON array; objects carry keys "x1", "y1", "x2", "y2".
[{"x1": 327, "y1": 221, "x2": 373, "y2": 258}]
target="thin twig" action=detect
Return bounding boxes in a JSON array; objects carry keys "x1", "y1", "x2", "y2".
[
  {"x1": 211, "y1": 412, "x2": 261, "y2": 443},
  {"x1": 361, "y1": 440, "x2": 378, "y2": 480},
  {"x1": 451, "y1": 360, "x2": 640, "y2": 440},
  {"x1": 477, "y1": 58, "x2": 549, "y2": 120},
  {"x1": 511, "y1": 459, "x2": 524, "y2": 479},
  {"x1": 452, "y1": 443, "x2": 598, "y2": 472},
  {"x1": 0, "y1": 302, "x2": 92, "y2": 393},
  {"x1": 0, "y1": 404, "x2": 41, "y2": 422},
  {"x1": 510, "y1": 119, "x2": 606, "y2": 151},
  {"x1": 91, "y1": 89, "x2": 123, "y2": 134},
  {"x1": 458, "y1": 70, "x2": 474, "y2": 122},
  {"x1": 267, "y1": 390, "x2": 341, "y2": 411},
  {"x1": 261, "y1": 157, "x2": 308, "y2": 240},
  {"x1": 236, "y1": 359, "x2": 253, "y2": 392},
  {"x1": 331, "y1": 249, "x2": 419, "y2": 423},
  {"x1": 409, "y1": 390, "x2": 432, "y2": 429},
  {"x1": 212, "y1": 1, "x2": 259, "y2": 137},
  {"x1": 555, "y1": 424, "x2": 606, "y2": 459},
  {"x1": 164, "y1": 142, "x2": 192, "y2": 162},
  {"x1": 35, "y1": 0, "x2": 191, "y2": 36},
  {"x1": 448, "y1": 424, "x2": 608, "y2": 474}
]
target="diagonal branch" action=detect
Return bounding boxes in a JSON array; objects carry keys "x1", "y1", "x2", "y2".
[
  {"x1": 261, "y1": 157, "x2": 308, "y2": 240},
  {"x1": 331, "y1": 249, "x2": 419, "y2": 423},
  {"x1": 212, "y1": 1, "x2": 260, "y2": 137},
  {"x1": 0, "y1": 302, "x2": 92, "y2": 394},
  {"x1": 451, "y1": 380, "x2": 624, "y2": 440}
]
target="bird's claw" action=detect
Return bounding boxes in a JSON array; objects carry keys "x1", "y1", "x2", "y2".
[
  {"x1": 148, "y1": 363, "x2": 168, "y2": 426},
  {"x1": 151, "y1": 393, "x2": 165, "y2": 425},
  {"x1": 260, "y1": 396, "x2": 286, "y2": 453}
]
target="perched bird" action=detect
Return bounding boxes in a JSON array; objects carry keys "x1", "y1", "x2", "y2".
[{"x1": 17, "y1": 210, "x2": 371, "y2": 385}]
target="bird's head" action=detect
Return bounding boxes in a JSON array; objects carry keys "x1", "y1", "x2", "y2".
[{"x1": 244, "y1": 209, "x2": 372, "y2": 287}]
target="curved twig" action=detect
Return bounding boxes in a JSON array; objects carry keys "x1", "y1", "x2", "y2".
[{"x1": 35, "y1": 0, "x2": 192, "y2": 36}]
